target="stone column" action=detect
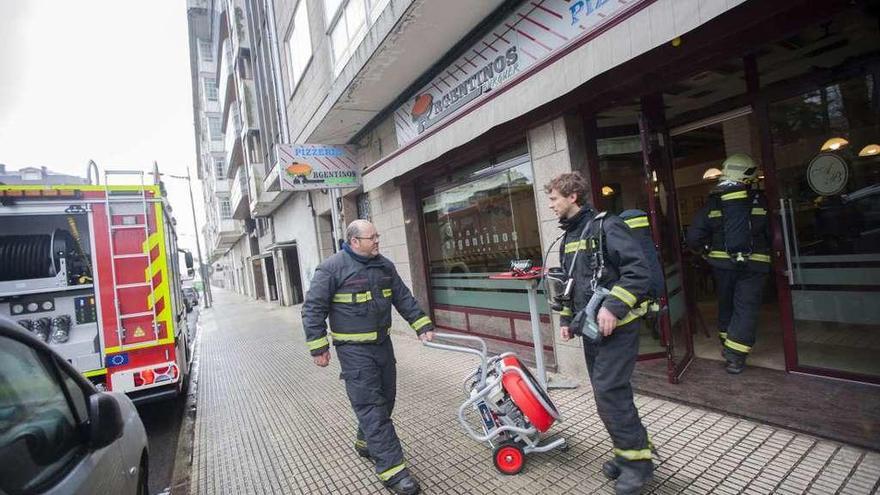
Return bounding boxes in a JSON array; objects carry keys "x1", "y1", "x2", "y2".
[{"x1": 527, "y1": 113, "x2": 591, "y2": 380}]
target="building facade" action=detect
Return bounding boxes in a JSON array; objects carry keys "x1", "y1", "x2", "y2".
[
  {"x1": 190, "y1": 0, "x2": 880, "y2": 392},
  {"x1": 0, "y1": 165, "x2": 89, "y2": 185}
]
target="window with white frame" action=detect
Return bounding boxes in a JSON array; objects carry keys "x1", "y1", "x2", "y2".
[
  {"x1": 215, "y1": 158, "x2": 226, "y2": 179},
  {"x1": 204, "y1": 77, "x2": 218, "y2": 101},
  {"x1": 199, "y1": 40, "x2": 213, "y2": 63},
  {"x1": 207, "y1": 116, "x2": 222, "y2": 141},
  {"x1": 219, "y1": 198, "x2": 232, "y2": 218},
  {"x1": 286, "y1": 0, "x2": 312, "y2": 92},
  {"x1": 325, "y1": 0, "x2": 389, "y2": 70}
]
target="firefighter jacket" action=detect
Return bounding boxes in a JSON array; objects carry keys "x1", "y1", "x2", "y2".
[
  {"x1": 301, "y1": 245, "x2": 434, "y2": 356},
  {"x1": 557, "y1": 206, "x2": 653, "y2": 328},
  {"x1": 686, "y1": 182, "x2": 771, "y2": 273}
]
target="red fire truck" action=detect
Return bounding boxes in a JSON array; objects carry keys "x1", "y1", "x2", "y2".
[{"x1": 0, "y1": 169, "x2": 192, "y2": 404}]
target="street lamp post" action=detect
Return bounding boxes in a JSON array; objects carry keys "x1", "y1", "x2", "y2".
[{"x1": 151, "y1": 165, "x2": 214, "y2": 308}]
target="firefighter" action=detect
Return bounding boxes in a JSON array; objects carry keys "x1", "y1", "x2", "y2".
[
  {"x1": 546, "y1": 172, "x2": 654, "y2": 495},
  {"x1": 619, "y1": 209, "x2": 665, "y2": 340},
  {"x1": 686, "y1": 153, "x2": 770, "y2": 374},
  {"x1": 301, "y1": 219, "x2": 434, "y2": 495}
]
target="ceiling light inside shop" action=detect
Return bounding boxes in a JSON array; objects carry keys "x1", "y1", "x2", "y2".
[
  {"x1": 601, "y1": 186, "x2": 615, "y2": 197},
  {"x1": 858, "y1": 144, "x2": 880, "y2": 157},
  {"x1": 821, "y1": 137, "x2": 849, "y2": 151},
  {"x1": 703, "y1": 168, "x2": 722, "y2": 180}
]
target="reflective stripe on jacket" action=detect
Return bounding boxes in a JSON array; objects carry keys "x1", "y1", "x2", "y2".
[
  {"x1": 686, "y1": 183, "x2": 771, "y2": 272},
  {"x1": 556, "y1": 207, "x2": 652, "y2": 328},
  {"x1": 301, "y1": 249, "x2": 433, "y2": 355}
]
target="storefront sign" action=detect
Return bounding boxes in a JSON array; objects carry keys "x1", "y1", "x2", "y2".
[
  {"x1": 393, "y1": 0, "x2": 638, "y2": 147},
  {"x1": 275, "y1": 144, "x2": 361, "y2": 191},
  {"x1": 807, "y1": 153, "x2": 849, "y2": 196}
]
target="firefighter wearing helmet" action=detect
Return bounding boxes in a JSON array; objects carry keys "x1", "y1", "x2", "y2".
[{"x1": 686, "y1": 153, "x2": 771, "y2": 374}]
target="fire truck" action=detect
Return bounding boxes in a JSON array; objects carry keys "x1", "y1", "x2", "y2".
[{"x1": 0, "y1": 168, "x2": 193, "y2": 404}]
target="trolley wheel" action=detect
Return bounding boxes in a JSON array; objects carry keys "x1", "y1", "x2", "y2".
[{"x1": 493, "y1": 442, "x2": 525, "y2": 475}]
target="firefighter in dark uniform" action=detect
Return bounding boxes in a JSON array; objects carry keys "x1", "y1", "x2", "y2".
[
  {"x1": 546, "y1": 172, "x2": 654, "y2": 495},
  {"x1": 302, "y1": 220, "x2": 434, "y2": 495},
  {"x1": 686, "y1": 153, "x2": 771, "y2": 374}
]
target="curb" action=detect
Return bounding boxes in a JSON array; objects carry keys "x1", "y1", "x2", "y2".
[{"x1": 167, "y1": 310, "x2": 204, "y2": 495}]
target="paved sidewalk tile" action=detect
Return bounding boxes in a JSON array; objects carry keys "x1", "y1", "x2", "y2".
[{"x1": 189, "y1": 291, "x2": 880, "y2": 494}]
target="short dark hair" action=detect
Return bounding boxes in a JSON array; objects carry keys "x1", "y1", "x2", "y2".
[{"x1": 544, "y1": 172, "x2": 589, "y2": 205}]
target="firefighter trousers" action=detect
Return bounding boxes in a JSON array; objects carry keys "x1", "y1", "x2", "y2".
[
  {"x1": 583, "y1": 321, "x2": 652, "y2": 473},
  {"x1": 337, "y1": 338, "x2": 409, "y2": 485},
  {"x1": 713, "y1": 268, "x2": 767, "y2": 359}
]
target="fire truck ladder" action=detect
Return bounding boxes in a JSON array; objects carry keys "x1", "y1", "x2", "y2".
[{"x1": 103, "y1": 170, "x2": 160, "y2": 350}]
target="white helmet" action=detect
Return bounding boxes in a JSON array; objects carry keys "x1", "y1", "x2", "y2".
[{"x1": 721, "y1": 153, "x2": 759, "y2": 183}]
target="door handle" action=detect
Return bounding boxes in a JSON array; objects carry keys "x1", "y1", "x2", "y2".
[{"x1": 779, "y1": 198, "x2": 795, "y2": 285}]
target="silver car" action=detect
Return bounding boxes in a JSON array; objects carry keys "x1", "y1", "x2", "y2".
[{"x1": 0, "y1": 316, "x2": 149, "y2": 495}]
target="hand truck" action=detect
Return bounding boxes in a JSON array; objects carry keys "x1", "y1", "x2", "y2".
[{"x1": 424, "y1": 332, "x2": 567, "y2": 475}]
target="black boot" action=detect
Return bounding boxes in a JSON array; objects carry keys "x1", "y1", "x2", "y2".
[
  {"x1": 615, "y1": 460, "x2": 653, "y2": 495},
  {"x1": 602, "y1": 459, "x2": 621, "y2": 480},
  {"x1": 725, "y1": 356, "x2": 745, "y2": 374},
  {"x1": 354, "y1": 440, "x2": 371, "y2": 460},
  {"x1": 386, "y1": 475, "x2": 420, "y2": 495}
]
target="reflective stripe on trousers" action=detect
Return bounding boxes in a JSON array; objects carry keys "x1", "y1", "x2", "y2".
[
  {"x1": 583, "y1": 321, "x2": 651, "y2": 463},
  {"x1": 337, "y1": 339, "x2": 409, "y2": 484}
]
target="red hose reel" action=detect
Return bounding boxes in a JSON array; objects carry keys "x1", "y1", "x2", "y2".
[
  {"x1": 424, "y1": 333, "x2": 567, "y2": 475},
  {"x1": 501, "y1": 356, "x2": 559, "y2": 433}
]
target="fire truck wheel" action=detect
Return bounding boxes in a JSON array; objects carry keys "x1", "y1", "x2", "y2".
[{"x1": 493, "y1": 442, "x2": 525, "y2": 475}]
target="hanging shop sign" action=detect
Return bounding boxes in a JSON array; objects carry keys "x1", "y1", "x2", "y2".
[
  {"x1": 393, "y1": 0, "x2": 641, "y2": 147},
  {"x1": 275, "y1": 144, "x2": 361, "y2": 191}
]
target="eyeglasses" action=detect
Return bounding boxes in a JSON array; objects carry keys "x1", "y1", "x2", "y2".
[{"x1": 355, "y1": 234, "x2": 381, "y2": 242}]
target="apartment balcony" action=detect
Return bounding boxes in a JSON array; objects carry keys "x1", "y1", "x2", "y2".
[
  {"x1": 213, "y1": 177, "x2": 230, "y2": 194},
  {"x1": 247, "y1": 161, "x2": 288, "y2": 216},
  {"x1": 238, "y1": 79, "x2": 258, "y2": 136},
  {"x1": 218, "y1": 40, "x2": 234, "y2": 118},
  {"x1": 207, "y1": 137, "x2": 225, "y2": 153},
  {"x1": 230, "y1": 167, "x2": 249, "y2": 220},
  {"x1": 228, "y1": 0, "x2": 250, "y2": 55},
  {"x1": 214, "y1": 218, "x2": 244, "y2": 250},
  {"x1": 263, "y1": 161, "x2": 280, "y2": 193},
  {"x1": 225, "y1": 107, "x2": 243, "y2": 177}
]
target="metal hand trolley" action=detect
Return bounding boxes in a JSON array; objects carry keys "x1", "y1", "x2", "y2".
[{"x1": 424, "y1": 332, "x2": 567, "y2": 475}]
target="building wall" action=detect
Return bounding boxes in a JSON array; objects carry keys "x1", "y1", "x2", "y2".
[
  {"x1": 363, "y1": 0, "x2": 747, "y2": 191},
  {"x1": 272, "y1": 190, "x2": 322, "y2": 292},
  {"x1": 367, "y1": 181, "x2": 421, "y2": 335},
  {"x1": 525, "y1": 114, "x2": 593, "y2": 379},
  {"x1": 275, "y1": 0, "x2": 334, "y2": 143}
]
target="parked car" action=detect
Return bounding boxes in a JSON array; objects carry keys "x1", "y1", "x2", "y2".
[
  {"x1": 0, "y1": 316, "x2": 149, "y2": 495},
  {"x1": 182, "y1": 286, "x2": 199, "y2": 312}
]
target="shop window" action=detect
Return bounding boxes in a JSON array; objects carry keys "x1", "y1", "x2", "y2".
[
  {"x1": 420, "y1": 153, "x2": 551, "y2": 360},
  {"x1": 771, "y1": 74, "x2": 880, "y2": 378},
  {"x1": 422, "y1": 158, "x2": 540, "y2": 275}
]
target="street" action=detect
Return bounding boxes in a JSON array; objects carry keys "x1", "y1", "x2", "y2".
[
  {"x1": 178, "y1": 290, "x2": 880, "y2": 494},
  {"x1": 137, "y1": 306, "x2": 200, "y2": 495}
]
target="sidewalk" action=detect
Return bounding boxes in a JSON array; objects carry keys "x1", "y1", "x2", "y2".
[{"x1": 185, "y1": 290, "x2": 880, "y2": 494}]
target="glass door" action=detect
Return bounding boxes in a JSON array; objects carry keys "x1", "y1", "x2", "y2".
[
  {"x1": 591, "y1": 95, "x2": 698, "y2": 381},
  {"x1": 639, "y1": 94, "x2": 696, "y2": 383},
  {"x1": 769, "y1": 73, "x2": 880, "y2": 382}
]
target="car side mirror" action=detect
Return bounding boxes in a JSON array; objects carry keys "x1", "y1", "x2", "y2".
[
  {"x1": 88, "y1": 392, "x2": 124, "y2": 450},
  {"x1": 184, "y1": 252, "x2": 195, "y2": 277}
]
